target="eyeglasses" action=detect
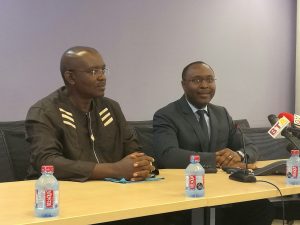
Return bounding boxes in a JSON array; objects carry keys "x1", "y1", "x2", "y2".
[
  {"x1": 184, "y1": 77, "x2": 216, "y2": 85},
  {"x1": 72, "y1": 68, "x2": 108, "y2": 77}
]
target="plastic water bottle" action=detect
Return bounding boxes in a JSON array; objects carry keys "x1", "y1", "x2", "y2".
[
  {"x1": 35, "y1": 165, "x2": 59, "y2": 217},
  {"x1": 185, "y1": 155, "x2": 205, "y2": 197},
  {"x1": 286, "y1": 149, "x2": 300, "y2": 185}
]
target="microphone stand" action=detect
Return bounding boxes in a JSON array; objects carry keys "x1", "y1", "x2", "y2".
[{"x1": 229, "y1": 126, "x2": 256, "y2": 183}]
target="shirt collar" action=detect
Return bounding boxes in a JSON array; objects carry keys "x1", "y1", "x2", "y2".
[{"x1": 185, "y1": 98, "x2": 208, "y2": 114}]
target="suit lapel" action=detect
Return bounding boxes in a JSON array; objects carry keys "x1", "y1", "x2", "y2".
[
  {"x1": 208, "y1": 104, "x2": 218, "y2": 152},
  {"x1": 178, "y1": 96, "x2": 210, "y2": 152}
]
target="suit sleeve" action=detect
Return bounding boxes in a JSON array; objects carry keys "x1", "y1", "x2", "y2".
[
  {"x1": 25, "y1": 107, "x2": 96, "y2": 182},
  {"x1": 225, "y1": 109, "x2": 258, "y2": 163},
  {"x1": 153, "y1": 110, "x2": 216, "y2": 169}
]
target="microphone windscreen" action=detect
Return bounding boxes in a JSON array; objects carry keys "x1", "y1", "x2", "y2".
[
  {"x1": 278, "y1": 112, "x2": 294, "y2": 123},
  {"x1": 267, "y1": 114, "x2": 278, "y2": 125}
]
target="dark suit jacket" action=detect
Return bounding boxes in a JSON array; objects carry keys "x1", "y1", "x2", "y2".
[{"x1": 153, "y1": 96, "x2": 258, "y2": 169}]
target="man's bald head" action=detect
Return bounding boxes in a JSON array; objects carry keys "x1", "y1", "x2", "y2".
[
  {"x1": 59, "y1": 46, "x2": 106, "y2": 98},
  {"x1": 60, "y1": 46, "x2": 102, "y2": 77}
]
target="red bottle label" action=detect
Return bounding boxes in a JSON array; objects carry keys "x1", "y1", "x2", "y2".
[
  {"x1": 45, "y1": 190, "x2": 54, "y2": 208},
  {"x1": 292, "y1": 166, "x2": 298, "y2": 178},
  {"x1": 189, "y1": 175, "x2": 196, "y2": 190}
]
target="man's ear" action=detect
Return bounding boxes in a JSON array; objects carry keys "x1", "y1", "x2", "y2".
[
  {"x1": 181, "y1": 80, "x2": 186, "y2": 90},
  {"x1": 64, "y1": 71, "x2": 76, "y2": 85}
]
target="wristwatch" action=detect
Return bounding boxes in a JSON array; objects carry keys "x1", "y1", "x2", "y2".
[{"x1": 237, "y1": 151, "x2": 245, "y2": 162}]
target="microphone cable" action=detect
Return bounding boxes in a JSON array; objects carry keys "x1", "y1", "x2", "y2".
[
  {"x1": 256, "y1": 179, "x2": 285, "y2": 225},
  {"x1": 239, "y1": 121, "x2": 285, "y2": 224}
]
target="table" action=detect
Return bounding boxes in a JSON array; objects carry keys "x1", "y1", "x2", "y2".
[{"x1": 0, "y1": 160, "x2": 299, "y2": 225}]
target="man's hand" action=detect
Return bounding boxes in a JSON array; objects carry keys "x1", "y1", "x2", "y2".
[
  {"x1": 130, "y1": 152, "x2": 155, "y2": 181},
  {"x1": 216, "y1": 148, "x2": 242, "y2": 168},
  {"x1": 216, "y1": 148, "x2": 257, "y2": 170},
  {"x1": 116, "y1": 152, "x2": 155, "y2": 181}
]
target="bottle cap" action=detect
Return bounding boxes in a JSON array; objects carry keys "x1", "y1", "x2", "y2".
[
  {"x1": 190, "y1": 155, "x2": 200, "y2": 163},
  {"x1": 291, "y1": 149, "x2": 300, "y2": 155},
  {"x1": 41, "y1": 165, "x2": 54, "y2": 173}
]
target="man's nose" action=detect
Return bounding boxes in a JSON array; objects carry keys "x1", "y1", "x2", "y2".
[
  {"x1": 199, "y1": 80, "x2": 209, "y2": 88},
  {"x1": 96, "y1": 74, "x2": 106, "y2": 80}
]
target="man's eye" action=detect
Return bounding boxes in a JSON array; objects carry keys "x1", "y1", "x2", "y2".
[{"x1": 91, "y1": 69, "x2": 100, "y2": 75}]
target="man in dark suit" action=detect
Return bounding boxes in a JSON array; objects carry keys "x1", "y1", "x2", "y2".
[{"x1": 153, "y1": 61, "x2": 274, "y2": 225}]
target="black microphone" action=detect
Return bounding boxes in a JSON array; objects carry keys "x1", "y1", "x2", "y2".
[
  {"x1": 228, "y1": 125, "x2": 256, "y2": 183},
  {"x1": 278, "y1": 112, "x2": 300, "y2": 140},
  {"x1": 269, "y1": 113, "x2": 291, "y2": 137},
  {"x1": 268, "y1": 114, "x2": 278, "y2": 126},
  {"x1": 286, "y1": 126, "x2": 300, "y2": 139},
  {"x1": 268, "y1": 114, "x2": 296, "y2": 152}
]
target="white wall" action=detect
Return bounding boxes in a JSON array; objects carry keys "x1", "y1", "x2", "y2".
[
  {"x1": 0, "y1": 0, "x2": 296, "y2": 126},
  {"x1": 296, "y1": 0, "x2": 300, "y2": 114}
]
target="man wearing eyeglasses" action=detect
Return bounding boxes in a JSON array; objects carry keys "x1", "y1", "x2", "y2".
[
  {"x1": 25, "y1": 46, "x2": 154, "y2": 183},
  {"x1": 153, "y1": 61, "x2": 274, "y2": 225}
]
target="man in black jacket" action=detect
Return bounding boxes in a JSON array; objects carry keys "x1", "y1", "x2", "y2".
[{"x1": 26, "y1": 46, "x2": 155, "y2": 182}]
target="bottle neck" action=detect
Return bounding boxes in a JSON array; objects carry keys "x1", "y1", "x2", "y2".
[{"x1": 42, "y1": 172, "x2": 54, "y2": 175}]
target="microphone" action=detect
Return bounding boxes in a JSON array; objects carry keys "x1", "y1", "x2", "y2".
[
  {"x1": 285, "y1": 127, "x2": 300, "y2": 139},
  {"x1": 268, "y1": 114, "x2": 279, "y2": 126},
  {"x1": 278, "y1": 112, "x2": 294, "y2": 123},
  {"x1": 267, "y1": 114, "x2": 290, "y2": 138},
  {"x1": 278, "y1": 112, "x2": 300, "y2": 150},
  {"x1": 293, "y1": 113, "x2": 300, "y2": 127},
  {"x1": 278, "y1": 112, "x2": 300, "y2": 138},
  {"x1": 228, "y1": 125, "x2": 256, "y2": 183},
  {"x1": 267, "y1": 113, "x2": 300, "y2": 150}
]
